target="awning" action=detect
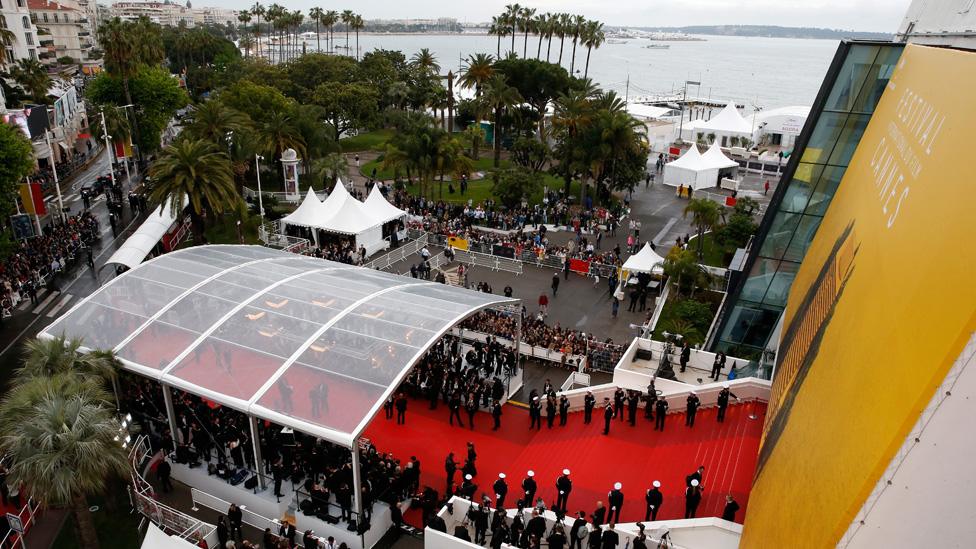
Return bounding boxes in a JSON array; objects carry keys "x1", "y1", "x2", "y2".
[{"x1": 105, "y1": 198, "x2": 186, "y2": 270}]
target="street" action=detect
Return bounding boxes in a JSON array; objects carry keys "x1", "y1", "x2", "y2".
[{"x1": 0, "y1": 148, "x2": 147, "y2": 385}]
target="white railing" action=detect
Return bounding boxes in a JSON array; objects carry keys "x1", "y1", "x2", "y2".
[
  {"x1": 0, "y1": 498, "x2": 41, "y2": 547},
  {"x1": 243, "y1": 186, "x2": 325, "y2": 204},
  {"x1": 364, "y1": 232, "x2": 429, "y2": 270},
  {"x1": 190, "y1": 488, "x2": 280, "y2": 534},
  {"x1": 453, "y1": 248, "x2": 523, "y2": 274},
  {"x1": 559, "y1": 371, "x2": 592, "y2": 392}
]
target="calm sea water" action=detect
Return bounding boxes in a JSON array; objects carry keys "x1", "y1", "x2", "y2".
[{"x1": 306, "y1": 33, "x2": 838, "y2": 108}]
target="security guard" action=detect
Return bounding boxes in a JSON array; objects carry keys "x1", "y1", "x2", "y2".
[
  {"x1": 685, "y1": 392, "x2": 700, "y2": 427},
  {"x1": 493, "y1": 473, "x2": 509, "y2": 508},
  {"x1": 644, "y1": 481, "x2": 663, "y2": 521},
  {"x1": 607, "y1": 482, "x2": 624, "y2": 524},
  {"x1": 522, "y1": 470, "x2": 537, "y2": 506}
]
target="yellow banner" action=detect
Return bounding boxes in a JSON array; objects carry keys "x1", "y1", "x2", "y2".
[
  {"x1": 743, "y1": 44, "x2": 976, "y2": 547},
  {"x1": 448, "y1": 236, "x2": 468, "y2": 250}
]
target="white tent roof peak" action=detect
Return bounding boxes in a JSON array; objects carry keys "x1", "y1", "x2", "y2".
[
  {"x1": 667, "y1": 144, "x2": 704, "y2": 170},
  {"x1": 281, "y1": 186, "x2": 329, "y2": 229},
  {"x1": 697, "y1": 101, "x2": 752, "y2": 135},
  {"x1": 364, "y1": 185, "x2": 407, "y2": 224},
  {"x1": 702, "y1": 141, "x2": 739, "y2": 169},
  {"x1": 622, "y1": 242, "x2": 666, "y2": 274}
]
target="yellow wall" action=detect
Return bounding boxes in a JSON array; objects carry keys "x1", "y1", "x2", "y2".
[{"x1": 742, "y1": 44, "x2": 976, "y2": 548}]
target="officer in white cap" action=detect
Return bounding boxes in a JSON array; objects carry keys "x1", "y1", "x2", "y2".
[
  {"x1": 522, "y1": 470, "x2": 537, "y2": 507},
  {"x1": 685, "y1": 479, "x2": 702, "y2": 519},
  {"x1": 493, "y1": 473, "x2": 509, "y2": 508},
  {"x1": 645, "y1": 481, "x2": 663, "y2": 521},
  {"x1": 685, "y1": 390, "x2": 701, "y2": 427},
  {"x1": 555, "y1": 469, "x2": 572, "y2": 512},
  {"x1": 608, "y1": 482, "x2": 624, "y2": 523},
  {"x1": 461, "y1": 473, "x2": 477, "y2": 499},
  {"x1": 717, "y1": 384, "x2": 738, "y2": 423}
]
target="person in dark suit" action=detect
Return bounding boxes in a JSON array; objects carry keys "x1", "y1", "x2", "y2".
[
  {"x1": 570, "y1": 511, "x2": 588, "y2": 549},
  {"x1": 492, "y1": 400, "x2": 503, "y2": 430},
  {"x1": 591, "y1": 501, "x2": 606, "y2": 529},
  {"x1": 546, "y1": 396, "x2": 557, "y2": 429},
  {"x1": 685, "y1": 392, "x2": 700, "y2": 427},
  {"x1": 607, "y1": 483, "x2": 624, "y2": 524},
  {"x1": 602, "y1": 399, "x2": 614, "y2": 435},
  {"x1": 680, "y1": 342, "x2": 691, "y2": 372},
  {"x1": 559, "y1": 394, "x2": 570, "y2": 426},
  {"x1": 613, "y1": 388, "x2": 625, "y2": 422},
  {"x1": 717, "y1": 385, "x2": 738, "y2": 423},
  {"x1": 524, "y1": 509, "x2": 547, "y2": 546},
  {"x1": 465, "y1": 394, "x2": 478, "y2": 430},
  {"x1": 449, "y1": 392, "x2": 465, "y2": 427},
  {"x1": 555, "y1": 469, "x2": 573, "y2": 512},
  {"x1": 686, "y1": 466, "x2": 704, "y2": 489},
  {"x1": 645, "y1": 481, "x2": 663, "y2": 521},
  {"x1": 627, "y1": 392, "x2": 639, "y2": 426},
  {"x1": 522, "y1": 471, "x2": 537, "y2": 507},
  {"x1": 395, "y1": 392, "x2": 408, "y2": 424},
  {"x1": 722, "y1": 494, "x2": 740, "y2": 522},
  {"x1": 493, "y1": 473, "x2": 509, "y2": 508},
  {"x1": 583, "y1": 392, "x2": 596, "y2": 423},
  {"x1": 600, "y1": 523, "x2": 619, "y2": 549},
  {"x1": 684, "y1": 480, "x2": 702, "y2": 518},
  {"x1": 654, "y1": 398, "x2": 669, "y2": 431},
  {"x1": 445, "y1": 452, "x2": 457, "y2": 492},
  {"x1": 157, "y1": 456, "x2": 172, "y2": 493}
]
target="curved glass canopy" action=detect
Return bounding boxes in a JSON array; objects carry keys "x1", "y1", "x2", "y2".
[{"x1": 41, "y1": 245, "x2": 516, "y2": 447}]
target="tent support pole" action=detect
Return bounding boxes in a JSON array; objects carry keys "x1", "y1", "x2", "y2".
[
  {"x1": 249, "y1": 415, "x2": 267, "y2": 490},
  {"x1": 162, "y1": 384, "x2": 179, "y2": 446},
  {"x1": 351, "y1": 439, "x2": 366, "y2": 548}
]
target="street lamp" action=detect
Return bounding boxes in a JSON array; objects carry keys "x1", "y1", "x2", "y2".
[
  {"x1": 99, "y1": 109, "x2": 117, "y2": 188},
  {"x1": 255, "y1": 154, "x2": 265, "y2": 225}
]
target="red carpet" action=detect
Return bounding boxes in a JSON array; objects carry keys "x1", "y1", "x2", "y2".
[{"x1": 365, "y1": 398, "x2": 766, "y2": 526}]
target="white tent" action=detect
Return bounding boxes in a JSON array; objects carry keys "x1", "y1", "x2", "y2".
[
  {"x1": 309, "y1": 179, "x2": 388, "y2": 254},
  {"x1": 664, "y1": 142, "x2": 740, "y2": 190},
  {"x1": 281, "y1": 187, "x2": 330, "y2": 229},
  {"x1": 622, "y1": 242, "x2": 666, "y2": 274},
  {"x1": 141, "y1": 524, "x2": 201, "y2": 549},
  {"x1": 106, "y1": 198, "x2": 187, "y2": 271},
  {"x1": 363, "y1": 185, "x2": 407, "y2": 224},
  {"x1": 693, "y1": 101, "x2": 753, "y2": 144},
  {"x1": 627, "y1": 103, "x2": 672, "y2": 120}
]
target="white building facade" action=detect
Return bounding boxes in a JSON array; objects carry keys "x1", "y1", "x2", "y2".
[
  {"x1": 28, "y1": 0, "x2": 93, "y2": 66},
  {"x1": 1, "y1": 0, "x2": 39, "y2": 65}
]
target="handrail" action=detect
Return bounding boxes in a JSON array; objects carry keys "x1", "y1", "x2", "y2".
[{"x1": 0, "y1": 498, "x2": 41, "y2": 547}]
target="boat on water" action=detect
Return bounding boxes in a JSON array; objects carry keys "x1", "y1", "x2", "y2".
[
  {"x1": 607, "y1": 39, "x2": 629, "y2": 44},
  {"x1": 643, "y1": 44, "x2": 671, "y2": 49}
]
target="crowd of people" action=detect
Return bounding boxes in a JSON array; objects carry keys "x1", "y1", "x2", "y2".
[{"x1": 0, "y1": 212, "x2": 100, "y2": 318}]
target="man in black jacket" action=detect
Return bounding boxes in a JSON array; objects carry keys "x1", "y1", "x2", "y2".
[
  {"x1": 717, "y1": 384, "x2": 738, "y2": 423},
  {"x1": 555, "y1": 469, "x2": 572, "y2": 512},
  {"x1": 492, "y1": 400, "x2": 503, "y2": 430},
  {"x1": 722, "y1": 494, "x2": 740, "y2": 522},
  {"x1": 522, "y1": 470, "x2": 537, "y2": 506},
  {"x1": 493, "y1": 473, "x2": 509, "y2": 508},
  {"x1": 600, "y1": 523, "x2": 619, "y2": 549},
  {"x1": 645, "y1": 481, "x2": 663, "y2": 521},
  {"x1": 583, "y1": 392, "x2": 596, "y2": 423},
  {"x1": 607, "y1": 483, "x2": 624, "y2": 524},
  {"x1": 570, "y1": 511, "x2": 588, "y2": 549},
  {"x1": 603, "y1": 399, "x2": 614, "y2": 435}
]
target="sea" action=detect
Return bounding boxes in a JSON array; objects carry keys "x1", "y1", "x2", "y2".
[{"x1": 300, "y1": 33, "x2": 838, "y2": 109}]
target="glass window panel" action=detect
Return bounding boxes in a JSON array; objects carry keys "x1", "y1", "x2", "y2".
[
  {"x1": 758, "y1": 211, "x2": 802, "y2": 260},
  {"x1": 850, "y1": 46, "x2": 903, "y2": 114},
  {"x1": 45, "y1": 302, "x2": 146, "y2": 351},
  {"x1": 799, "y1": 112, "x2": 849, "y2": 165},
  {"x1": 212, "y1": 306, "x2": 321, "y2": 360},
  {"x1": 168, "y1": 338, "x2": 284, "y2": 402},
  {"x1": 159, "y1": 292, "x2": 238, "y2": 333},
  {"x1": 806, "y1": 165, "x2": 846, "y2": 216},
  {"x1": 131, "y1": 262, "x2": 210, "y2": 289},
  {"x1": 762, "y1": 261, "x2": 800, "y2": 308},
  {"x1": 827, "y1": 114, "x2": 870, "y2": 166},
  {"x1": 118, "y1": 321, "x2": 200, "y2": 370},
  {"x1": 783, "y1": 215, "x2": 824, "y2": 263},
  {"x1": 719, "y1": 303, "x2": 782, "y2": 349},
  {"x1": 739, "y1": 257, "x2": 780, "y2": 303},
  {"x1": 90, "y1": 275, "x2": 183, "y2": 318},
  {"x1": 824, "y1": 45, "x2": 880, "y2": 112},
  {"x1": 779, "y1": 163, "x2": 823, "y2": 213},
  {"x1": 295, "y1": 329, "x2": 419, "y2": 388}
]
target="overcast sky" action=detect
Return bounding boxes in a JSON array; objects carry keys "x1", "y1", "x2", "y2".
[{"x1": 203, "y1": 0, "x2": 912, "y2": 33}]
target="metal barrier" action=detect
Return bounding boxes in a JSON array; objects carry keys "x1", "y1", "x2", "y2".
[
  {"x1": 453, "y1": 248, "x2": 523, "y2": 274},
  {"x1": 243, "y1": 187, "x2": 326, "y2": 204},
  {"x1": 364, "y1": 232, "x2": 429, "y2": 270},
  {"x1": 586, "y1": 339, "x2": 627, "y2": 373},
  {"x1": 559, "y1": 371, "x2": 592, "y2": 392},
  {"x1": 0, "y1": 498, "x2": 41, "y2": 548},
  {"x1": 190, "y1": 487, "x2": 282, "y2": 533}
]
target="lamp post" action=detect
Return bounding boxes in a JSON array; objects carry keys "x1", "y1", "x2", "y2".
[
  {"x1": 99, "y1": 109, "x2": 117, "y2": 188},
  {"x1": 677, "y1": 80, "x2": 700, "y2": 144},
  {"x1": 44, "y1": 129, "x2": 65, "y2": 223},
  {"x1": 255, "y1": 154, "x2": 265, "y2": 225}
]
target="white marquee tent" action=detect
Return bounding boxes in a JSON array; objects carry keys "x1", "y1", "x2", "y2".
[
  {"x1": 106, "y1": 198, "x2": 187, "y2": 271},
  {"x1": 694, "y1": 101, "x2": 753, "y2": 139},
  {"x1": 280, "y1": 181, "x2": 389, "y2": 254},
  {"x1": 664, "y1": 142, "x2": 740, "y2": 190},
  {"x1": 622, "y1": 242, "x2": 666, "y2": 274},
  {"x1": 363, "y1": 185, "x2": 407, "y2": 225}
]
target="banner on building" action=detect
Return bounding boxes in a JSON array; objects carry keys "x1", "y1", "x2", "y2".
[{"x1": 742, "y1": 44, "x2": 976, "y2": 547}]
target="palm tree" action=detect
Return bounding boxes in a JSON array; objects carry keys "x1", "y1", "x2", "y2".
[
  {"x1": 0, "y1": 376, "x2": 129, "y2": 549},
  {"x1": 150, "y1": 138, "x2": 240, "y2": 244},
  {"x1": 488, "y1": 16, "x2": 505, "y2": 59},
  {"x1": 663, "y1": 248, "x2": 710, "y2": 298},
  {"x1": 351, "y1": 14, "x2": 365, "y2": 61},
  {"x1": 683, "y1": 197, "x2": 724, "y2": 259},
  {"x1": 251, "y1": 3, "x2": 266, "y2": 58},
  {"x1": 581, "y1": 20, "x2": 605, "y2": 79},
  {"x1": 462, "y1": 124, "x2": 486, "y2": 160},
  {"x1": 569, "y1": 15, "x2": 585, "y2": 75},
  {"x1": 459, "y1": 53, "x2": 495, "y2": 97},
  {"x1": 520, "y1": 7, "x2": 536, "y2": 58},
  {"x1": 16, "y1": 336, "x2": 120, "y2": 385},
  {"x1": 186, "y1": 100, "x2": 252, "y2": 144},
  {"x1": 324, "y1": 10, "x2": 338, "y2": 53},
  {"x1": 482, "y1": 74, "x2": 523, "y2": 169},
  {"x1": 534, "y1": 13, "x2": 548, "y2": 60},
  {"x1": 556, "y1": 13, "x2": 570, "y2": 66},
  {"x1": 9, "y1": 59, "x2": 51, "y2": 104},
  {"x1": 341, "y1": 10, "x2": 354, "y2": 55},
  {"x1": 237, "y1": 10, "x2": 252, "y2": 57},
  {"x1": 552, "y1": 89, "x2": 593, "y2": 195},
  {"x1": 257, "y1": 109, "x2": 306, "y2": 162},
  {"x1": 410, "y1": 48, "x2": 440, "y2": 75},
  {"x1": 311, "y1": 152, "x2": 347, "y2": 188},
  {"x1": 504, "y1": 4, "x2": 521, "y2": 55},
  {"x1": 434, "y1": 137, "x2": 473, "y2": 199},
  {"x1": 597, "y1": 109, "x2": 646, "y2": 193},
  {"x1": 0, "y1": 28, "x2": 16, "y2": 68},
  {"x1": 308, "y1": 7, "x2": 323, "y2": 53}
]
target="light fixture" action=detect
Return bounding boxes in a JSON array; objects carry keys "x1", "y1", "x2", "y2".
[{"x1": 125, "y1": 413, "x2": 132, "y2": 422}]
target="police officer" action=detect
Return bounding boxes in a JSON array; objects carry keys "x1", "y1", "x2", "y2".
[
  {"x1": 522, "y1": 471, "x2": 537, "y2": 507},
  {"x1": 461, "y1": 474, "x2": 477, "y2": 499},
  {"x1": 529, "y1": 395, "x2": 542, "y2": 430},
  {"x1": 493, "y1": 473, "x2": 509, "y2": 508},
  {"x1": 602, "y1": 398, "x2": 614, "y2": 435},
  {"x1": 645, "y1": 481, "x2": 663, "y2": 521},
  {"x1": 684, "y1": 480, "x2": 702, "y2": 519},
  {"x1": 559, "y1": 394, "x2": 570, "y2": 426},
  {"x1": 583, "y1": 391, "x2": 596, "y2": 424},
  {"x1": 654, "y1": 398, "x2": 669, "y2": 431},
  {"x1": 717, "y1": 384, "x2": 738, "y2": 423},
  {"x1": 555, "y1": 469, "x2": 572, "y2": 512},
  {"x1": 685, "y1": 391, "x2": 701, "y2": 427},
  {"x1": 627, "y1": 391, "x2": 639, "y2": 426},
  {"x1": 607, "y1": 482, "x2": 624, "y2": 524}
]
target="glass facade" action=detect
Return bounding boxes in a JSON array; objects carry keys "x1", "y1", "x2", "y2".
[{"x1": 712, "y1": 42, "x2": 904, "y2": 364}]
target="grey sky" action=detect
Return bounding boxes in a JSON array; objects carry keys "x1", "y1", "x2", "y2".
[{"x1": 201, "y1": 0, "x2": 912, "y2": 33}]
